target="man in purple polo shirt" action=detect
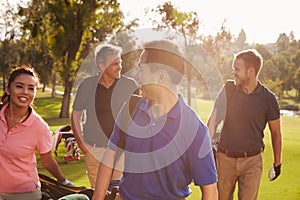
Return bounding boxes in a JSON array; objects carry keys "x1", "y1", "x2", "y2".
[{"x1": 93, "y1": 40, "x2": 218, "y2": 200}]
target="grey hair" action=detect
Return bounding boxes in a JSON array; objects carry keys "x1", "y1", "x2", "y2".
[{"x1": 95, "y1": 44, "x2": 122, "y2": 66}]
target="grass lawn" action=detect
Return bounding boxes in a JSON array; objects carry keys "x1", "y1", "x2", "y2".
[{"x1": 34, "y1": 91, "x2": 300, "y2": 199}]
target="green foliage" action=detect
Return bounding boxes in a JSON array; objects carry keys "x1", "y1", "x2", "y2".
[
  {"x1": 18, "y1": 0, "x2": 128, "y2": 118},
  {"x1": 262, "y1": 79, "x2": 283, "y2": 99},
  {"x1": 153, "y1": 1, "x2": 199, "y2": 43}
]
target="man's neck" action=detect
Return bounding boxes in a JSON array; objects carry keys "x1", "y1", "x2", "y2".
[
  {"x1": 99, "y1": 74, "x2": 118, "y2": 89},
  {"x1": 241, "y1": 79, "x2": 258, "y2": 94},
  {"x1": 148, "y1": 89, "x2": 178, "y2": 118}
]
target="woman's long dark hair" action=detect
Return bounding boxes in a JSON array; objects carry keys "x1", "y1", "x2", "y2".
[{"x1": 1, "y1": 64, "x2": 40, "y2": 105}]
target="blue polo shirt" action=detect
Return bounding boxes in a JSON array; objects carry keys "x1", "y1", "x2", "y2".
[{"x1": 109, "y1": 95, "x2": 217, "y2": 200}]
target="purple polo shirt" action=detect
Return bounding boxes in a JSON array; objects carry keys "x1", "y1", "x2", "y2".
[{"x1": 109, "y1": 95, "x2": 217, "y2": 200}]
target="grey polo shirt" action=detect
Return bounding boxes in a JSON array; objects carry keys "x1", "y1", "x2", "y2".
[{"x1": 73, "y1": 74, "x2": 138, "y2": 147}]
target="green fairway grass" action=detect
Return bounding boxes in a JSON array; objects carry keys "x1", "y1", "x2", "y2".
[{"x1": 35, "y1": 91, "x2": 300, "y2": 199}]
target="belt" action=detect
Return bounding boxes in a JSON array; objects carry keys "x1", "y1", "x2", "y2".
[{"x1": 217, "y1": 146, "x2": 262, "y2": 158}]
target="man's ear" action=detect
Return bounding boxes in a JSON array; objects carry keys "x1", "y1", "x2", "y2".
[
  {"x1": 247, "y1": 66, "x2": 255, "y2": 75},
  {"x1": 98, "y1": 63, "x2": 106, "y2": 72}
]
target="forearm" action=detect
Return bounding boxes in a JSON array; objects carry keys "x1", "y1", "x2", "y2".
[
  {"x1": 269, "y1": 119, "x2": 282, "y2": 166},
  {"x1": 40, "y1": 152, "x2": 65, "y2": 182},
  {"x1": 93, "y1": 148, "x2": 116, "y2": 200},
  {"x1": 271, "y1": 131, "x2": 282, "y2": 166},
  {"x1": 92, "y1": 163, "x2": 113, "y2": 200},
  {"x1": 207, "y1": 108, "x2": 218, "y2": 139},
  {"x1": 200, "y1": 183, "x2": 218, "y2": 200},
  {"x1": 71, "y1": 111, "x2": 88, "y2": 152}
]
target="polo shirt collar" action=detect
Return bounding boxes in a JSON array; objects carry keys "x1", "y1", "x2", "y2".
[
  {"x1": 0, "y1": 103, "x2": 35, "y2": 127},
  {"x1": 236, "y1": 81, "x2": 263, "y2": 95},
  {"x1": 138, "y1": 94, "x2": 184, "y2": 120}
]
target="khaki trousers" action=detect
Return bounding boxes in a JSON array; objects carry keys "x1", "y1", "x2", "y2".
[
  {"x1": 84, "y1": 146, "x2": 124, "y2": 188},
  {"x1": 216, "y1": 151, "x2": 263, "y2": 200}
]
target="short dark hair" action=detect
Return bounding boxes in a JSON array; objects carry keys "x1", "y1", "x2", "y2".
[
  {"x1": 234, "y1": 49, "x2": 263, "y2": 75},
  {"x1": 142, "y1": 40, "x2": 186, "y2": 84},
  {"x1": 95, "y1": 44, "x2": 122, "y2": 66}
]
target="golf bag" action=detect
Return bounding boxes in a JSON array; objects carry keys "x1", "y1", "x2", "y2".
[
  {"x1": 39, "y1": 173, "x2": 93, "y2": 200},
  {"x1": 39, "y1": 173, "x2": 119, "y2": 200},
  {"x1": 52, "y1": 125, "x2": 81, "y2": 162}
]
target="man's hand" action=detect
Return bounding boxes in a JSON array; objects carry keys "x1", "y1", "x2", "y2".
[
  {"x1": 268, "y1": 163, "x2": 281, "y2": 181},
  {"x1": 62, "y1": 179, "x2": 76, "y2": 187}
]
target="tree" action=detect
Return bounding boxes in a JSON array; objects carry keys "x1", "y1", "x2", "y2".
[
  {"x1": 0, "y1": 0, "x2": 23, "y2": 89},
  {"x1": 152, "y1": 1, "x2": 200, "y2": 106},
  {"x1": 233, "y1": 29, "x2": 248, "y2": 50},
  {"x1": 294, "y1": 67, "x2": 300, "y2": 100},
  {"x1": 109, "y1": 30, "x2": 140, "y2": 77},
  {"x1": 291, "y1": 50, "x2": 300, "y2": 99},
  {"x1": 276, "y1": 33, "x2": 290, "y2": 58},
  {"x1": 18, "y1": 0, "x2": 127, "y2": 118}
]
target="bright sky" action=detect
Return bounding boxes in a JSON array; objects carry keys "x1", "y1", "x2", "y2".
[
  {"x1": 119, "y1": 0, "x2": 300, "y2": 44},
  {"x1": 2, "y1": 0, "x2": 299, "y2": 44}
]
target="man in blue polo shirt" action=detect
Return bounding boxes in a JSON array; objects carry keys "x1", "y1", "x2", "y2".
[
  {"x1": 93, "y1": 40, "x2": 218, "y2": 200},
  {"x1": 207, "y1": 49, "x2": 282, "y2": 200}
]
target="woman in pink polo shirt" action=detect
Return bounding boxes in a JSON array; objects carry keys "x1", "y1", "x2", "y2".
[{"x1": 0, "y1": 64, "x2": 74, "y2": 200}]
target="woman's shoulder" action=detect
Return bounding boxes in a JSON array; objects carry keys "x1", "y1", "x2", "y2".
[{"x1": 27, "y1": 108, "x2": 50, "y2": 131}]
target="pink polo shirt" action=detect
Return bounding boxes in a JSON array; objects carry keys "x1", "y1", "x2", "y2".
[{"x1": 0, "y1": 103, "x2": 52, "y2": 193}]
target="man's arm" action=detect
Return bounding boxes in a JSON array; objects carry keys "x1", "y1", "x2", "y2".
[
  {"x1": 92, "y1": 148, "x2": 116, "y2": 200},
  {"x1": 207, "y1": 108, "x2": 218, "y2": 139},
  {"x1": 268, "y1": 118, "x2": 282, "y2": 166},
  {"x1": 71, "y1": 110, "x2": 89, "y2": 153},
  {"x1": 200, "y1": 183, "x2": 218, "y2": 200}
]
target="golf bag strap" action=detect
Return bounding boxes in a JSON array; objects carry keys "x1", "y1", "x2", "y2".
[
  {"x1": 118, "y1": 95, "x2": 143, "y2": 149},
  {"x1": 224, "y1": 80, "x2": 236, "y2": 111}
]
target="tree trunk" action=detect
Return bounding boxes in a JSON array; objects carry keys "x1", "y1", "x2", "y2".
[
  {"x1": 51, "y1": 74, "x2": 56, "y2": 98},
  {"x1": 59, "y1": 80, "x2": 72, "y2": 118}
]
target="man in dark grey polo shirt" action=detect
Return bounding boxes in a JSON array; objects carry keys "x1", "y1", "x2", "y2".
[
  {"x1": 207, "y1": 49, "x2": 282, "y2": 200},
  {"x1": 71, "y1": 44, "x2": 138, "y2": 189}
]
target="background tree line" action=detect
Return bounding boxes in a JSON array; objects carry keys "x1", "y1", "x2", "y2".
[{"x1": 0, "y1": 0, "x2": 299, "y2": 118}]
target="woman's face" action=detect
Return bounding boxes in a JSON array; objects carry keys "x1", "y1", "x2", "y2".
[{"x1": 6, "y1": 74, "x2": 37, "y2": 108}]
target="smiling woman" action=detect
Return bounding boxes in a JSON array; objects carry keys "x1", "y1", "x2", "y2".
[{"x1": 0, "y1": 64, "x2": 76, "y2": 200}]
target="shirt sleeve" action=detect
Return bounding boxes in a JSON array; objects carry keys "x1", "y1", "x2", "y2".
[
  {"x1": 189, "y1": 124, "x2": 218, "y2": 186},
  {"x1": 37, "y1": 122, "x2": 53, "y2": 154},
  {"x1": 73, "y1": 79, "x2": 87, "y2": 111},
  {"x1": 267, "y1": 93, "x2": 280, "y2": 121}
]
